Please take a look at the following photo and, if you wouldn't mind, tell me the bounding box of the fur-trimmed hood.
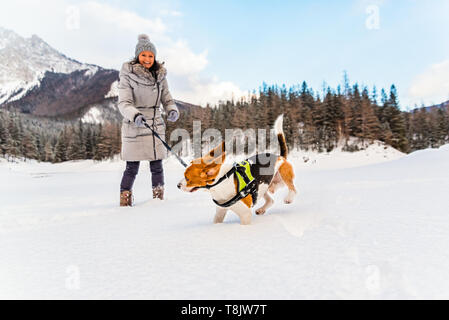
[120,61,167,85]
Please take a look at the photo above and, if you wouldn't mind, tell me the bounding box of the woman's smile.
[138,51,155,68]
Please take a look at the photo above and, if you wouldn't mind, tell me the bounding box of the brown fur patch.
[278,133,288,158]
[241,194,253,208]
[278,160,296,192]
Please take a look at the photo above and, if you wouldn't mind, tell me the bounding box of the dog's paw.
[284,191,296,204]
[256,208,266,215]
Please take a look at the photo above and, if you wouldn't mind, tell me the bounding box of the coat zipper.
[152,81,160,159]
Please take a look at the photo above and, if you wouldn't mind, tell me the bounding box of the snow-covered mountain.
[0,26,198,121]
[0,26,118,117]
[424,100,449,111]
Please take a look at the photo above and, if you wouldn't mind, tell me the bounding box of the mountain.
[0,26,199,121]
[0,26,119,118]
[424,100,449,112]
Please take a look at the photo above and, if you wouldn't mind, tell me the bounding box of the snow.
[1,144,449,299]
[81,106,103,124]
[2,76,43,104]
[292,140,405,170]
[84,66,98,78]
[0,81,22,104]
[105,80,119,99]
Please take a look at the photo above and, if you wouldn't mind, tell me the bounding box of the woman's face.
[138,51,155,69]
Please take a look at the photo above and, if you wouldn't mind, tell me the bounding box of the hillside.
[0,26,118,117]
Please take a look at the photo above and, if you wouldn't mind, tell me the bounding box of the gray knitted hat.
[135,34,157,58]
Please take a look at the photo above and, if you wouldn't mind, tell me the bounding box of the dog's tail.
[274,114,288,159]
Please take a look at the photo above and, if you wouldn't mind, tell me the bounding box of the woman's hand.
[167,110,179,122]
[134,113,146,127]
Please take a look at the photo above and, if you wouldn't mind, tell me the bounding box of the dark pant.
[120,160,164,192]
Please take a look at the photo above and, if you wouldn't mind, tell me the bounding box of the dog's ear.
[205,163,221,177]
[214,148,226,164]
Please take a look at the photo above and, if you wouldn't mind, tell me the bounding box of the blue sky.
[1,0,448,107]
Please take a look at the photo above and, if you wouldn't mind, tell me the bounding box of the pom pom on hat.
[138,34,150,42]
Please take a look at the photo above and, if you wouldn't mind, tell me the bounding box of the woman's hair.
[129,56,161,72]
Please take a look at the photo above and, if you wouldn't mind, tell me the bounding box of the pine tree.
[22,131,38,160]
[54,129,68,163]
[84,126,94,159]
[44,141,54,162]
[67,122,87,160]
[361,88,380,141]
[349,84,363,138]
[93,124,114,161]
[7,114,22,159]
[0,112,11,156]
[387,85,409,152]
[35,134,45,161]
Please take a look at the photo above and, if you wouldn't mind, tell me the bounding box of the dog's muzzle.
[177,178,198,192]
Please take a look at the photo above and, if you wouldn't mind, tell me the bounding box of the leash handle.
[142,120,188,168]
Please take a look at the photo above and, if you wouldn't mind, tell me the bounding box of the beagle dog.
[177,114,297,225]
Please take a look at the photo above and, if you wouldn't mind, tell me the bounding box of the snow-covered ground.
[1,143,449,299]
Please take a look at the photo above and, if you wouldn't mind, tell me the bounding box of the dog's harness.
[200,160,258,208]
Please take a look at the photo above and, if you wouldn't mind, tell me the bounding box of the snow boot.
[152,185,164,200]
[120,190,133,207]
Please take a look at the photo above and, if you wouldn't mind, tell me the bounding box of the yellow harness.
[234,160,255,192]
[199,159,258,207]
[207,159,258,208]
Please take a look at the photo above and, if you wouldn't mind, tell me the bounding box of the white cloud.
[79,1,244,106]
[0,0,243,106]
[172,75,248,106]
[82,1,166,35]
[161,40,208,76]
[160,9,183,17]
[408,60,449,106]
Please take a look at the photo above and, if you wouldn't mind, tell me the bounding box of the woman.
[118,34,179,206]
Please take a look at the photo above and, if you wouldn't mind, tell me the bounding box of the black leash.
[200,166,236,190]
[142,119,188,168]
[142,117,258,207]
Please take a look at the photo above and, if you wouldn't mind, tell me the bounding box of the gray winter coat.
[118,61,178,161]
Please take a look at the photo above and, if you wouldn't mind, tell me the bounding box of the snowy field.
[1,143,449,299]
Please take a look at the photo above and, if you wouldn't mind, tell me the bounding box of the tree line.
[0,112,121,162]
[168,78,449,154]
[1,77,449,162]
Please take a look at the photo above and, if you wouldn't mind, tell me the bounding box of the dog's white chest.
[208,164,236,203]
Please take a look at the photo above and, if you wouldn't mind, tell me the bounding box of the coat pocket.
[143,117,165,132]
[122,121,138,139]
